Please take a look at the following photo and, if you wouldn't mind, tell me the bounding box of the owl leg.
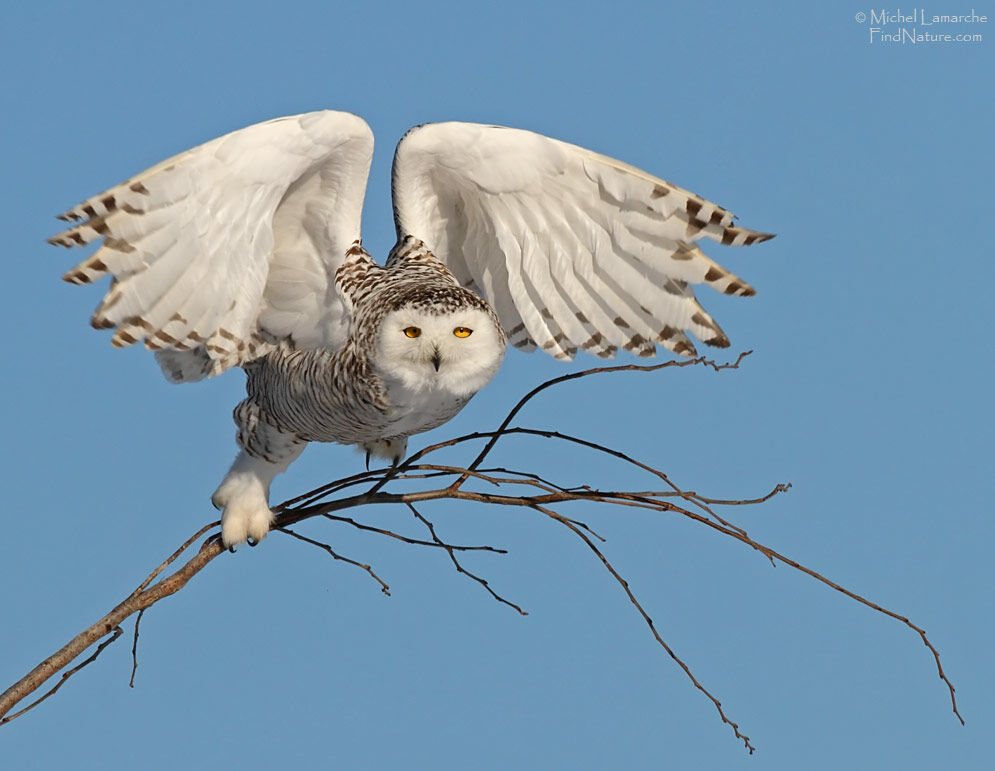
[213,403,306,548]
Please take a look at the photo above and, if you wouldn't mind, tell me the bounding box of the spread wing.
[391,122,773,359]
[50,110,374,381]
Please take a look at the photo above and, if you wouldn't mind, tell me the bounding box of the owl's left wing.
[49,110,373,381]
[391,122,773,359]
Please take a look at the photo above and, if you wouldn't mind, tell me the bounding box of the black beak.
[431,348,442,372]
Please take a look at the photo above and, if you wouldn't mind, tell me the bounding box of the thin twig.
[0,535,225,723]
[131,522,219,597]
[278,526,391,596]
[277,467,393,510]
[531,502,755,753]
[406,502,527,616]
[685,483,793,506]
[0,627,124,725]
[317,511,507,553]
[465,352,753,474]
[129,609,145,688]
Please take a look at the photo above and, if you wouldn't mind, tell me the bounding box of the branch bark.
[0,355,963,753]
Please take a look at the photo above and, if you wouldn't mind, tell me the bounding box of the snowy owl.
[49,110,774,547]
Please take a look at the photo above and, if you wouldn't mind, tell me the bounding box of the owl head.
[375,291,506,397]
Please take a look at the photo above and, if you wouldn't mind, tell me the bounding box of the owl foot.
[212,477,274,549]
[212,454,277,548]
[361,436,408,467]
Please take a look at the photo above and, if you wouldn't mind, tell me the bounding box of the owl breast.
[239,335,485,450]
[240,343,392,446]
[378,378,474,438]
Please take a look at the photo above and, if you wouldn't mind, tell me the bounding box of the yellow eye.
[453,327,473,338]
[403,326,421,338]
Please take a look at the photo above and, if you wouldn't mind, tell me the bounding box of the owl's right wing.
[49,110,373,381]
[391,122,773,360]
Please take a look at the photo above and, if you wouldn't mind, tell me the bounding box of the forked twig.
[532,502,755,753]
[1,627,124,725]
[406,502,527,615]
[279,526,392,595]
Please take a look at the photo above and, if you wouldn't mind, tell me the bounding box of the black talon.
[247,537,259,547]
[365,451,371,470]
[227,545,236,554]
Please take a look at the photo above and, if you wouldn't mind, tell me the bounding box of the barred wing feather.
[50,110,374,381]
[391,122,773,359]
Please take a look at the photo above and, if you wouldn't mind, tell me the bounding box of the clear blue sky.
[2,1,991,768]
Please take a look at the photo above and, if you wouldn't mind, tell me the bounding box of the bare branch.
[531,502,755,754]
[0,535,226,723]
[0,353,961,753]
[319,509,507,554]
[278,526,392,596]
[406,502,527,615]
[0,627,124,725]
[360,354,752,499]
[129,609,145,688]
[131,521,219,597]
[464,351,753,474]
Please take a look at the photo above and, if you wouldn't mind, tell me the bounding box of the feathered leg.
[212,401,306,547]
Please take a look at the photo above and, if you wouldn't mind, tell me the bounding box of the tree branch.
[0,354,963,752]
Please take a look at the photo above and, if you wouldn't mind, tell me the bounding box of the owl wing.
[50,110,374,381]
[390,122,773,359]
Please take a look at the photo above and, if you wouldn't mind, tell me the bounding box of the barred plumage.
[50,110,774,546]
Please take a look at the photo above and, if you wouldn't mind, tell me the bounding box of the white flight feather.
[392,122,771,357]
[53,110,374,378]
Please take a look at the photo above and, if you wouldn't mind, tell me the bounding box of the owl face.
[375,305,506,397]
